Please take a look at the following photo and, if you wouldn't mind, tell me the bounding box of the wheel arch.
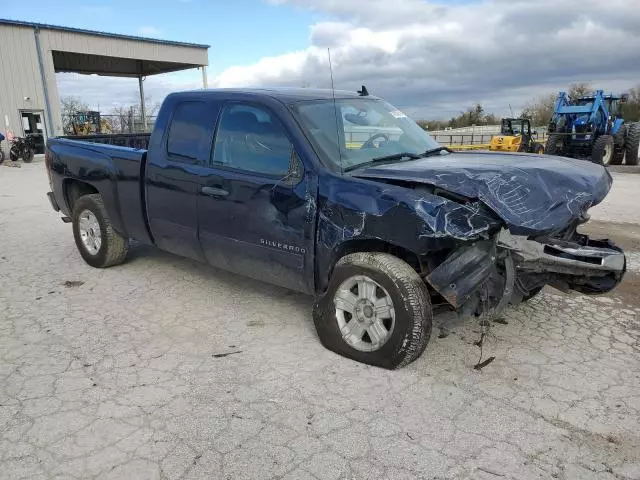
[317,237,424,294]
[63,178,99,212]
[63,178,128,238]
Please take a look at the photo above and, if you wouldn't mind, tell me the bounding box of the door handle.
[201,186,229,197]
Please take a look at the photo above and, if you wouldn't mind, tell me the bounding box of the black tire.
[531,142,544,154]
[591,135,614,165]
[625,122,640,166]
[313,252,432,369]
[9,146,19,162]
[22,147,34,163]
[0,149,5,165]
[71,194,128,268]
[544,134,563,156]
[611,127,626,165]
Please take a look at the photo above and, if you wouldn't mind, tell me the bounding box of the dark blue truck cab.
[46,88,625,369]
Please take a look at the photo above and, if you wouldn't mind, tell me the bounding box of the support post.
[138,75,146,132]
[33,27,55,137]
[201,66,208,89]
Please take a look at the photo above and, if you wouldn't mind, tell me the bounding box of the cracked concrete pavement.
[1,162,639,480]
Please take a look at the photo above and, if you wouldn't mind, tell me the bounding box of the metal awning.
[52,51,203,77]
[0,18,210,136]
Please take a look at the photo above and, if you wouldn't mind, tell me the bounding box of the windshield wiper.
[343,152,422,172]
[420,146,452,157]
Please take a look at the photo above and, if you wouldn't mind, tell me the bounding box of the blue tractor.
[545,90,640,165]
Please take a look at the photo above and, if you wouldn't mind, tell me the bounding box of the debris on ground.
[474,356,496,370]
[212,350,242,358]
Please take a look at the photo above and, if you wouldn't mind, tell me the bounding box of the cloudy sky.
[6,0,640,119]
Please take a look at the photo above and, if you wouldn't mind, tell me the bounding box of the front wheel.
[22,147,34,163]
[531,142,544,154]
[72,194,129,268]
[313,252,432,369]
[544,134,563,156]
[592,135,614,165]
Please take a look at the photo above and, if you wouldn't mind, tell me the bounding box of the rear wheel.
[22,147,34,163]
[611,127,626,165]
[313,252,432,369]
[592,135,614,165]
[9,145,19,162]
[0,149,4,165]
[545,134,563,156]
[625,122,640,166]
[71,194,128,268]
[531,142,544,154]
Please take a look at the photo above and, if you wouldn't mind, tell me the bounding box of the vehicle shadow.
[125,241,315,322]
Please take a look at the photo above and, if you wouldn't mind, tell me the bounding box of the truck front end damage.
[352,152,626,316]
[425,225,625,316]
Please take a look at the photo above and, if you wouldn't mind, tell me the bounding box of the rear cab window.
[166,101,209,163]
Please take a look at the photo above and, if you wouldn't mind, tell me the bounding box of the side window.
[167,101,208,162]
[212,103,294,177]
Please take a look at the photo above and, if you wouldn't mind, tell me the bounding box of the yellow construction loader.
[69,111,112,136]
[489,118,544,154]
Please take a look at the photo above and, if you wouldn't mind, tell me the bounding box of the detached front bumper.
[425,228,626,314]
[497,229,625,295]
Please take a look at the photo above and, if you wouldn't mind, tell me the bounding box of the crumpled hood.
[353,151,612,235]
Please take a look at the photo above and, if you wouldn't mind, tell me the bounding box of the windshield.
[503,120,522,135]
[293,98,442,170]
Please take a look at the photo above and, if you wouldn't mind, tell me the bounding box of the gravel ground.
[1,162,639,480]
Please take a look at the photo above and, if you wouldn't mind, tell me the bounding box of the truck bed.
[61,133,150,150]
[46,136,152,244]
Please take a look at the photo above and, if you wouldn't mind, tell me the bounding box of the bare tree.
[106,93,160,133]
[521,93,557,127]
[60,96,91,134]
[60,96,89,118]
[567,82,593,100]
[622,84,640,121]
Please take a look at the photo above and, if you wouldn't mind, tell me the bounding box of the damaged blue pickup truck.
[45,88,626,369]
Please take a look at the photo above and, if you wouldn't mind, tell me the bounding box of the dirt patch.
[579,220,640,307]
[580,220,640,251]
[607,270,640,307]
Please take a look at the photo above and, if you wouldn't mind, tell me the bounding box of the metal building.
[0,19,209,156]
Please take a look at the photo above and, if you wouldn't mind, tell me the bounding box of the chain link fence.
[431,131,548,147]
[62,114,157,136]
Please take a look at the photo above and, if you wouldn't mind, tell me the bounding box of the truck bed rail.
[61,133,150,150]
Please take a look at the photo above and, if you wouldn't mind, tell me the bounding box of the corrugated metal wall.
[0,24,47,156]
[38,29,208,136]
[0,22,209,150]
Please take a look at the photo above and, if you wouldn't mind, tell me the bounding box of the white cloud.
[52,0,640,120]
[56,72,202,114]
[137,25,161,37]
[215,0,640,118]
